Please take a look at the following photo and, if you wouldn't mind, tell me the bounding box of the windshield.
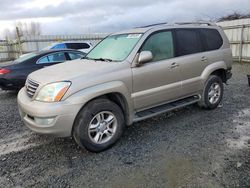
[86,33,142,62]
[15,53,37,63]
[41,43,57,51]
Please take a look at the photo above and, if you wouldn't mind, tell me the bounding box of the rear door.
[174,28,207,96]
[199,28,224,66]
[132,30,182,110]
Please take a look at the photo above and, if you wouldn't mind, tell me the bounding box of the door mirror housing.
[137,51,153,65]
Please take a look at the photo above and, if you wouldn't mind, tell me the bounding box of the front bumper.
[17,88,83,137]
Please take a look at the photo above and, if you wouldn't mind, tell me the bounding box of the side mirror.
[137,51,153,65]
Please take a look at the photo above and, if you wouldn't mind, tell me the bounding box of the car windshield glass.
[14,53,37,63]
[86,33,142,62]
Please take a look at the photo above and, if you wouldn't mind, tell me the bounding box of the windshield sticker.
[127,34,142,38]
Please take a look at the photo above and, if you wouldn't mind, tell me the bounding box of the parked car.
[18,22,232,152]
[0,49,85,90]
[42,42,93,53]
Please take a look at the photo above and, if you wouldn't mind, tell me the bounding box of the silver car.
[18,22,233,152]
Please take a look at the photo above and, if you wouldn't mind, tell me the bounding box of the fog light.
[34,117,55,125]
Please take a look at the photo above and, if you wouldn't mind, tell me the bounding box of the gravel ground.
[0,63,250,188]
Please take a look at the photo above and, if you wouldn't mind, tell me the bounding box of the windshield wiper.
[81,56,92,60]
[91,58,114,62]
[81,57,114,62]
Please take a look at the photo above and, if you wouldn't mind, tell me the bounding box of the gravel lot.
[0,63,250,188]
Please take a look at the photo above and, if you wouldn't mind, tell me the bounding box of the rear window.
[15,53,37,63]
[200,29,223,51]
[175,29,203,56]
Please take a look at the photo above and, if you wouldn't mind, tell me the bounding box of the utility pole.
[16,26,22,56]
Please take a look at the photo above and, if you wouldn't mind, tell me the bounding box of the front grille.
[26,79,39,98]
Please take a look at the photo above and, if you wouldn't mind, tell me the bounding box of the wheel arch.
[68,81,134,134]
[210,69,227,83]
[201,61,227,83]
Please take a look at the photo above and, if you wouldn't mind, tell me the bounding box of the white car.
[42,42,93,53]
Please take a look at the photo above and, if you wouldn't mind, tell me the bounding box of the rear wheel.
[198,75,224,109]
[73,98,125,152]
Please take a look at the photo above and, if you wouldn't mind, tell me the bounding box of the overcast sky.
[0,0,250,37]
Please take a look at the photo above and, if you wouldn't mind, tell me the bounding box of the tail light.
[0,68,10,75]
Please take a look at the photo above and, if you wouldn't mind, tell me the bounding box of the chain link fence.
[0,34,108,62]
[1,19,250,62]
[218,18,250,62]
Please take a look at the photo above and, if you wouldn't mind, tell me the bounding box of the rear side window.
[78,43,90,49]
[200,29,223,51]
[48,52,66,62]
[66,43,90,49]
[68,52,85,60]
[175,29,202,56]
[140,31,174,62]
[37,56,50,64]
[37,52,66,64]
[66,43,79,49]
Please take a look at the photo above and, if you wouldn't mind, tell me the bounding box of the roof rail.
[174,21,217,26]
[136,22,168,28]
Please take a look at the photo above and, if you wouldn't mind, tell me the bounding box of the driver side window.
[140,31,174,62]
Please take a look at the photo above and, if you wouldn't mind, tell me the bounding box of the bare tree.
[3,28,15,40]
[5,21,42,39]
[30,22,41,35]
[18,21,41,36]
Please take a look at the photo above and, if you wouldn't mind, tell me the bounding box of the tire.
[198,75,224,109]
[73,98,125,152]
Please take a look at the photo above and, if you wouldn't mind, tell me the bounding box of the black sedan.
[0,49,85,90]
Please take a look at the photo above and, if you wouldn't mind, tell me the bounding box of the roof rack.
[174,21,216,26]
[136,22,168,28]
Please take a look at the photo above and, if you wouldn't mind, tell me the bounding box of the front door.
[132,30,182,111]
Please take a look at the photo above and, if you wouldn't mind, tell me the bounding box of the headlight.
[35,82,71,102]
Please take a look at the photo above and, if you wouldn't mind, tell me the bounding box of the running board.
[133,95,200,122]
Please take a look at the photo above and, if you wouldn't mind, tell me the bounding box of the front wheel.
[198,75,224,109]
[73,98,125,152]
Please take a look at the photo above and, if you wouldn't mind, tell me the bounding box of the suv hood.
[28,59,127,85]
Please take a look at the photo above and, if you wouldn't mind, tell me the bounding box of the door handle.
[201,56,207,61]
[170,62,179,68]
